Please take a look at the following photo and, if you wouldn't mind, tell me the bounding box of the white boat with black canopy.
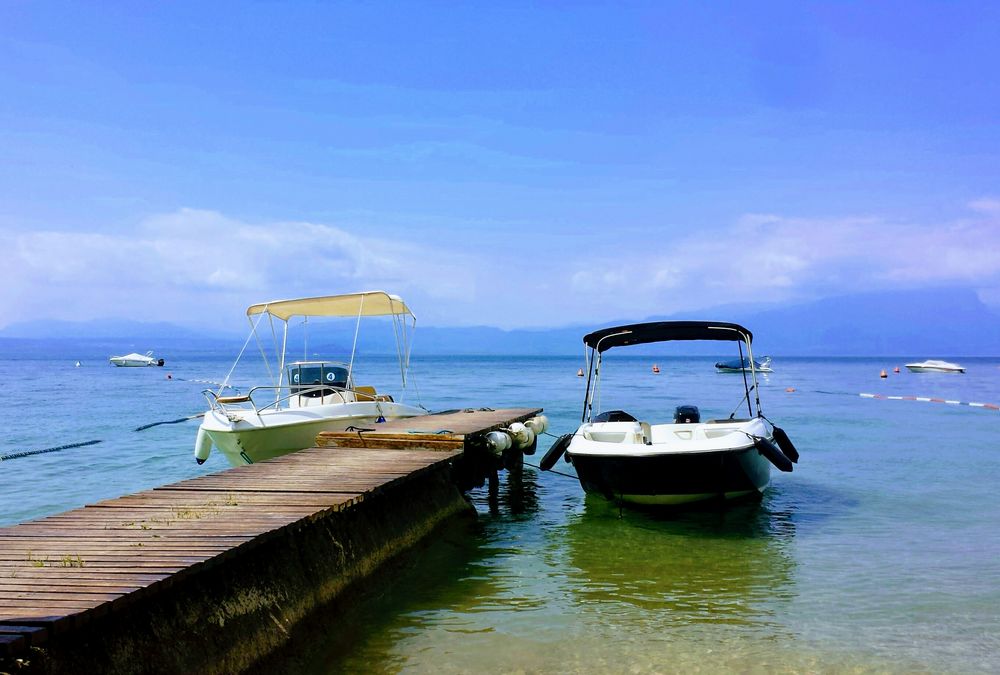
[194,291,427,466]
[540,320,799,507]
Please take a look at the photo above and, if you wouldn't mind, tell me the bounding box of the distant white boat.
[109,351,164,367]
[715,355,773,373]
[905,359,965,373]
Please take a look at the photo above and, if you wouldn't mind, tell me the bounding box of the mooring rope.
[1,439,102,462]
[522,458,578,480]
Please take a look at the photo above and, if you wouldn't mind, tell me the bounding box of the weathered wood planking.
[0,445,462,654]
[0,407,543,660]
[316,407,542,449]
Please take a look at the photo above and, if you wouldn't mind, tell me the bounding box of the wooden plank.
[315,408,540,448]
[317,436,464,450]
[0,591,125,602]
[317,408,541,436]
[0,582,152,593]
[0,576,167,588]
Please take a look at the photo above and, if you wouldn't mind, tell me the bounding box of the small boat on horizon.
[109,351,164,367]
[540,321,798,507]
[194,291,428,467]
[905,359,965,373]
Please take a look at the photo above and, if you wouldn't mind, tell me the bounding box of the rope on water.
[860,393,1000,411]
[178,378,236,390]
[134,413,205,432]
[1,439,102,462]
[805,389,999,413]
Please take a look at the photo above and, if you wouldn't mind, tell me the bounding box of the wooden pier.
[0,407,541,674]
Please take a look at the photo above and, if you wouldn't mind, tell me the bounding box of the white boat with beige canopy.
[194,291,427,466]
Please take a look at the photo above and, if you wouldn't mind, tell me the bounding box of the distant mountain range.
[2,287,998,356]
[0,318,207,340]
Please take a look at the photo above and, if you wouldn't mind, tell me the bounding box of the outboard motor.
[156,358,165,367]
[674,405,700,424]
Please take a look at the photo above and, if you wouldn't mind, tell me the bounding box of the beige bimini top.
[245,291,413,321]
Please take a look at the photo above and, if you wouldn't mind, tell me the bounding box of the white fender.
[525,415,549,435]
[194,427,213,465]
[484,430,511,456]
[507,422,535,450]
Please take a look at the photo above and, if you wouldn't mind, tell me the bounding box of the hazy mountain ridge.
[2,288,998,356]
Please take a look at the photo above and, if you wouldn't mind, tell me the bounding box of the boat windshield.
[288,363,350,398]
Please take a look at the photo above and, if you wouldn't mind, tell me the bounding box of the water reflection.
[557,492,798,630]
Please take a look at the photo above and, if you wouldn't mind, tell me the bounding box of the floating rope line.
[1,439,102,462]
[860,393,1000,411]
[166,377,237,390]
[134,413,205,432]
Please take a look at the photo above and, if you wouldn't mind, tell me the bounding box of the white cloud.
[2,209,477,330]
[560,205,1000,320]
[4,201,999,332]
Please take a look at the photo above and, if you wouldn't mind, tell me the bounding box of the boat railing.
[202,383,389,416]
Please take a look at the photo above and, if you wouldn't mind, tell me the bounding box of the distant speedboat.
[109,351,164,367]
[715,356,772,373]
[905,359,965,373]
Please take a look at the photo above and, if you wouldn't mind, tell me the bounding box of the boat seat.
[355,386,377,401]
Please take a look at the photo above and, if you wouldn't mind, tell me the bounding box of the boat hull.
[201,402,426,466]
[109,358,156,367]
[568,446,771,506]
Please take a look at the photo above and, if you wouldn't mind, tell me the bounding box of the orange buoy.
[893,366,900,373]
[785,387,796,392]
[576,368,584,377]
[652,364,660,374]
[880,369,888,378]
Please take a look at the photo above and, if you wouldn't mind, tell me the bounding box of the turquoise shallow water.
[1,342,999,672]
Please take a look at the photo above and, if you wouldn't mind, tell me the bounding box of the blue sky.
[2,2,999,331]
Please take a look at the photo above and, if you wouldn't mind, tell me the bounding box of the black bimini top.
[583,321,753,352]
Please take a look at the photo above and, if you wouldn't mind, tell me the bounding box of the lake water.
[2,342,998,673]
